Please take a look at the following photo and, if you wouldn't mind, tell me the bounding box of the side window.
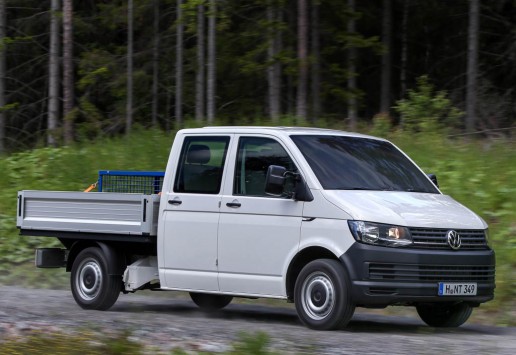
[234,137,297,197]
[174,136,230,194]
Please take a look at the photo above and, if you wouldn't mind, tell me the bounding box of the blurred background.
[0,0,514,329]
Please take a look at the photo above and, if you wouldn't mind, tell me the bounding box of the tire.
[189,292,233,311]
[294,259,355,330]
[416,303,473,327]
[70,247,122,310]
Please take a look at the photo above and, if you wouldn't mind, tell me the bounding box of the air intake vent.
[369,263,495,283]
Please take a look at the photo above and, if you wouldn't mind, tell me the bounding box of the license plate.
[438,282,477,296]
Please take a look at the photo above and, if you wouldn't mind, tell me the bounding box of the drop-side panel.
[17,191,159,236]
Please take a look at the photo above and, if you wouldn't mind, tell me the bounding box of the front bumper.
[340,242,496,307]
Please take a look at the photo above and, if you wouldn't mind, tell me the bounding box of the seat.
[182,144,221,194]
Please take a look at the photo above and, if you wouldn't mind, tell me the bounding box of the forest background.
[0,0,514,325]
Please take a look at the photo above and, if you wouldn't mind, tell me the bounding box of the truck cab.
[17,127,495,330]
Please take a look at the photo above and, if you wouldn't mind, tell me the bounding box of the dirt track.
[1,286,515,354]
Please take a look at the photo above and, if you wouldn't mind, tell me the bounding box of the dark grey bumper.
[340,242,496,307]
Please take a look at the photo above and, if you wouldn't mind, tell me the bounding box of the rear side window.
[174,136,230,194]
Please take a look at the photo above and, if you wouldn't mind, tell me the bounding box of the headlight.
[348,221,412,247]
[484,228,490,247]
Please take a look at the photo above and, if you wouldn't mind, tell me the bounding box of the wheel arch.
[66,241,126,276]
[285,246,339,301]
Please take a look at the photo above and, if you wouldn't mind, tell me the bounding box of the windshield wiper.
[406,188,431,193]
[345,186,395,191]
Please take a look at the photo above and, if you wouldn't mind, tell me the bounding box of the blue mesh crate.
[98,171,165,194]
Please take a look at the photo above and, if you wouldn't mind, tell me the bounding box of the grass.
[0,330,275,355]
[0,124,514,325]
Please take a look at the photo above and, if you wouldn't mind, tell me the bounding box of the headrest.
[186,144,211,164]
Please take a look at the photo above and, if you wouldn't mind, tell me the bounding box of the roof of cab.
[178,126,384,141]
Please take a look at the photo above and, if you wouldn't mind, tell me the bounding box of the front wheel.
[70,247,122,310]
[189,293,233,311]
[294,259,355,330]
[416,303,473,327]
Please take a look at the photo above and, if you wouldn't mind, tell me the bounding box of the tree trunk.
[175,0,184,128]
[48,0,60,146]
[400,0,408,99]
[63,0,74,144]
[286,1,295,116]
[347,0,357,130]
[466,0,480,133]
[151,0,160,128]
[296,0,308,120]
[0,0,6,153]
[267,3,281,122]
[195,4,205,123]
[273,7,282,119]
[126,0,134,134]
[399,0,408,127]
[206,0,216,124]
[310,0,320,122]
[380,0,392,115]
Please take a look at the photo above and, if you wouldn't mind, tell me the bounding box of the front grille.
[369,263,495,283]
[409,228,488,250]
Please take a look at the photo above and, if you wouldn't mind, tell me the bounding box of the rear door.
[218,135,304,297]
[161,135,231,291]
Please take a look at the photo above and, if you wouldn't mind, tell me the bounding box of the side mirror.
[265,165,314,202]
[265,165,286,196]
[427,173,439,188]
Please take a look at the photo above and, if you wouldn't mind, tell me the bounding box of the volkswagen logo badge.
[447,230,461,250]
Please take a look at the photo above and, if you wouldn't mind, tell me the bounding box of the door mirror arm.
[293,177,314,202]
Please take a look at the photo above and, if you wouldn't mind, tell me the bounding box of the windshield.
[290,135,439,193]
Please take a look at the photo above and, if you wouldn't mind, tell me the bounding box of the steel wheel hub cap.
[302,272,335,320]
[76,259,102,301]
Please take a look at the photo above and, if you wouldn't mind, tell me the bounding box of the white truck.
[17,127,495,330]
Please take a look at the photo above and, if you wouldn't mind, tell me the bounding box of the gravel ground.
[1,286,515,354]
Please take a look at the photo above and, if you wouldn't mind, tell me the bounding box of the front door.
[161,135,231,291]
[218,136,304,297]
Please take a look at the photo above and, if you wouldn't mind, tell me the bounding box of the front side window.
[174,136,230,194]
[291,135,439,193]
[234,137,297,197]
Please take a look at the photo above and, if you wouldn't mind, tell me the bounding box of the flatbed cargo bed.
[17,191,160,239]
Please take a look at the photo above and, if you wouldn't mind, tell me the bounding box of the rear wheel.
[70,247,122,310]
[416,303,473,327]
[294,259,355,330]
[189,293,233,311]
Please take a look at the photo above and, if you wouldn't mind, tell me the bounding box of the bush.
[394,76,463,134]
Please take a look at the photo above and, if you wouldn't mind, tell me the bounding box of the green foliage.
[370,113,392,137]
[228,332,276,355]
[394,76,463,134]
[0,331,144,355]
[1,331,275,354]
[0,35,33,50]
[0,102,20,112]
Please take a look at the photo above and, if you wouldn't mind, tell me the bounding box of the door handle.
[168,199,182,205]
[226,201,241,208]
